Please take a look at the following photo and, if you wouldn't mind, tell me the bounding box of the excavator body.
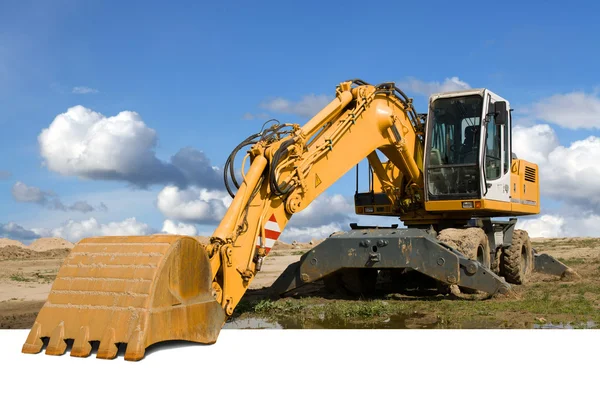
[22,79,576,361]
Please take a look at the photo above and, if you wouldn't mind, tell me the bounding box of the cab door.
[481,94,511,204]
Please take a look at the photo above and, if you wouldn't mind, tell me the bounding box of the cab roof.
[428,88,509,104]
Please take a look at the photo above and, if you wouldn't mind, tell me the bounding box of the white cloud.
[532,90,600,130]
[157,185,232,224]
[517,212,600,238]
[279,222,343,244]
[259,94,332,118]
[516,215,565,238]
[72,86,99,94]
[11,181,52,203]
[11,181,102,213]
[513,124,600,211]
[161,220,198,236]
[0,222,41,240]
[38,106,221,188]
[288,194,354,228]
[242,112,270,120]
[511,124,560,164]
[36,217,154,243]
[397,76,471,97]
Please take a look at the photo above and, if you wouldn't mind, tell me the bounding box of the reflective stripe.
[265,220,280,232]
[255,214,282,255]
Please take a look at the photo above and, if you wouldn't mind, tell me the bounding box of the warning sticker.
[255,214,282,255]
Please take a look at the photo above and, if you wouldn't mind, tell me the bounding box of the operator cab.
[424,88,511,204]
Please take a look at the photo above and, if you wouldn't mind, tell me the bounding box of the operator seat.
[460,126,480,164]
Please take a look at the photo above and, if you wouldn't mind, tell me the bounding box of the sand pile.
[0,239,27,249]
[272,241,294,250]
[28,238,74,252]
[0,245,70,261]
[195,236,210,245]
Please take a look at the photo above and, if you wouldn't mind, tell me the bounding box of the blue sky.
[1,0,600,242]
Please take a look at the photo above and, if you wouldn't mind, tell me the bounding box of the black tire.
[500,229,533,285]
[492,247,502,275]
[437,227,491,268]
[323,271,343,293]
[340,269,378,296]
[322,269,378,296]
[437,227,491,294]
[458,228,491,269]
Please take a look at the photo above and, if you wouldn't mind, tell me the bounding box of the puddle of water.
[223,317,283,329]
[225,315,598,330]
[533,321,597,329]
[225,313,438,330]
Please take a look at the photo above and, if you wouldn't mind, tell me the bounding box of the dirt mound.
[0,245,70,261]
[28,238,74,252]
[0,239,27,249]
[437,228,485,254]
[272,241,294,250]
[194,236,210,245]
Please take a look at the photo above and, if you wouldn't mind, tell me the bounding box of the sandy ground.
[0,235,598,329]
[0,238,307,328]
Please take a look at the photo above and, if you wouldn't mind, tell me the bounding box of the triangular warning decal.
[315,174,322,188]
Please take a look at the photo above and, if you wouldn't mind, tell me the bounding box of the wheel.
[437,227,491,294]
[500,229,533,285]
[322,268,378,296]
[492,247,502,275]
[322,269,378,296]
[437,227,491,268]
[340,269,378,296]
[323,271,343,293]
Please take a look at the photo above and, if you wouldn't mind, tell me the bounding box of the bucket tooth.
[71,326,92,358]
[97,328,118,360]
[124,329,145,362]
[22,322,43,354]
[45,322,67,356]
[22,235,226,361]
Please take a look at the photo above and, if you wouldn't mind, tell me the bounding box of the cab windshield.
[426,95,483,200]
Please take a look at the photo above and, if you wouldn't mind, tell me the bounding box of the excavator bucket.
[21,235,226,361]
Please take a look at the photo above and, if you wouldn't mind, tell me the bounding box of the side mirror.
[494,101,508,125]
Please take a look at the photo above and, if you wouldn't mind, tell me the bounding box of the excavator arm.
[206,80,427,315]
[22,80,431,361]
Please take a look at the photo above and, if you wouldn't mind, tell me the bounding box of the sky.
[1,0,600,243]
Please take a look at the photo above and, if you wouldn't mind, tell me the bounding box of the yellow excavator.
[22,79,574,361]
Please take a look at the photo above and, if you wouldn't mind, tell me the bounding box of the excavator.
[21,79,576,361]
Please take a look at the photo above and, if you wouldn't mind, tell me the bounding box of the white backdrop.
[1,329,597,399]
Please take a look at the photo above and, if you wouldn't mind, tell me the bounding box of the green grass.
[233,280,600,328]
[33,270,57,283]
[10,273,32,282]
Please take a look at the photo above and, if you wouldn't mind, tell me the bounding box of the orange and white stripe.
[255,214,281,255]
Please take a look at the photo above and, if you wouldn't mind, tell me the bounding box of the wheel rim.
[477,244,486,267]
[521,246,528,275]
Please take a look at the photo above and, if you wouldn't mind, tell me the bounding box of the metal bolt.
[437,257,445,266]
[310,258,317,265]
[301,273,309,282]
[447,275,457,284]
[466,262,477,274]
